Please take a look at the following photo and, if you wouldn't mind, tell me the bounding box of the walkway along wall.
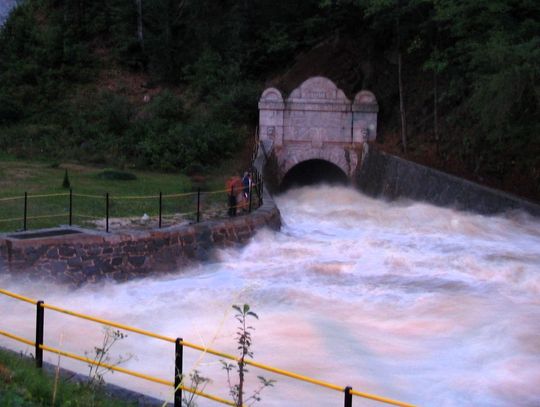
[356,144,540,217]
[0,158,281,285]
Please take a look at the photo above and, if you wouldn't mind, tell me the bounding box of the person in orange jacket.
[226,176,243,217]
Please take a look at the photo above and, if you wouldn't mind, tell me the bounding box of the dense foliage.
[0,0,538,197]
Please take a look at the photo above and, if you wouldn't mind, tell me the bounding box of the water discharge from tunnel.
[1,185,540,406]
[280,159,349,191]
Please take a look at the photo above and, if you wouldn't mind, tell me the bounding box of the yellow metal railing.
[0,328,236,406]
[0,288,415,407]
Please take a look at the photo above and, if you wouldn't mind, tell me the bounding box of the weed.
[182,370,211,407]
[221,304,275,406]
[85,327,134,387]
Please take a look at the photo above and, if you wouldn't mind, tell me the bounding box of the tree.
[433,0,540,178]
[221,304,275,407]
[359,0,428,153]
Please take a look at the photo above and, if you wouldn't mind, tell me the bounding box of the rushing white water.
[1,185,540,406]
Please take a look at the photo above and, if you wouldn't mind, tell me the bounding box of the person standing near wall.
[242,172,254,212]
[226,176,244,216]
[226,176,238,217]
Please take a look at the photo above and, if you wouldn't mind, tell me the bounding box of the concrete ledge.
[356,145,540,217]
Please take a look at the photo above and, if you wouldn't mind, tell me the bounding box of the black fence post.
[105,193,109,233]
[159,192,162,229]
[174,338,183,407]
[344,386,353,407]
[69,188,73,226]
[23,192,28,231]
[35,301,44,368]
[228,186,236,217]
[196,188,201,223]
[248,182,253,213]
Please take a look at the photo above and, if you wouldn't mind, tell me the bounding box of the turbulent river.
[1,186,540,406]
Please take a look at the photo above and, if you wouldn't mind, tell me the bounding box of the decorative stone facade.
[258,77,378,183]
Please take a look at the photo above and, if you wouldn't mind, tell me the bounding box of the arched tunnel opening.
[280,159,349,192]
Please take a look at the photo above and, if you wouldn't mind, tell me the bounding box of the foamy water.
[1,186,540,406]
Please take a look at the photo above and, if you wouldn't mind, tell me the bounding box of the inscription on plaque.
[308,91,327,99]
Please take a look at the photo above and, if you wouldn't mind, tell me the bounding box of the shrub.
[95,169,137,181]
[62,169,71,189]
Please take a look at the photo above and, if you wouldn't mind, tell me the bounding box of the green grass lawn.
[0,156,245,233]
[0,348,135,407]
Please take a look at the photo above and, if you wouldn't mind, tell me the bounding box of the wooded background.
[0,0,538,200]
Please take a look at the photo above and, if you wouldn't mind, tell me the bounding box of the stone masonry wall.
[356,145,540,217]
[0,199,280,286]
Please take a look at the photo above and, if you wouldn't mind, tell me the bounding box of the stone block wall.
[0,200,281,286]
[356,145,540,217]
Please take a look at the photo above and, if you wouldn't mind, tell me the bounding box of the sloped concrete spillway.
[1,185,539,406]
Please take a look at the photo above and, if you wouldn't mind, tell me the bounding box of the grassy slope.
[0,348,134,407]
[0,154,247,232]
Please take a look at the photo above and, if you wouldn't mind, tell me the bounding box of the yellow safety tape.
[72,193,103,199]
[25,214,66,220]
[27,193,70,199]
[162,192,197,198]
[0,217,24,223]
[0,329,35,346]
[0,185,261,203]
[204,184,260,196]
[112,195,160,200]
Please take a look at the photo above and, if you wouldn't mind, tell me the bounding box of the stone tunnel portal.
[258,76,379,190]
[280,159,349,191]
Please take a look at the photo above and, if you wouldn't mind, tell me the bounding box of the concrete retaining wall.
[356,145,540,217]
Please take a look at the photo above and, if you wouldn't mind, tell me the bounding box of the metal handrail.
[0,289,416,407]
[0,329,236,406]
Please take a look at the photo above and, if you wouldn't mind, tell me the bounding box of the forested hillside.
[0,0,538,200]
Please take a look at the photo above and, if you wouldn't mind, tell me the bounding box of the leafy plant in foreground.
[221,304,275,406]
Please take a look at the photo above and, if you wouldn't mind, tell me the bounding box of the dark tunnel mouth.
[280,159,349,192]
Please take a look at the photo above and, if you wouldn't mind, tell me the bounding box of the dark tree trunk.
[135,0,143,50]
[397,9,407,153]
